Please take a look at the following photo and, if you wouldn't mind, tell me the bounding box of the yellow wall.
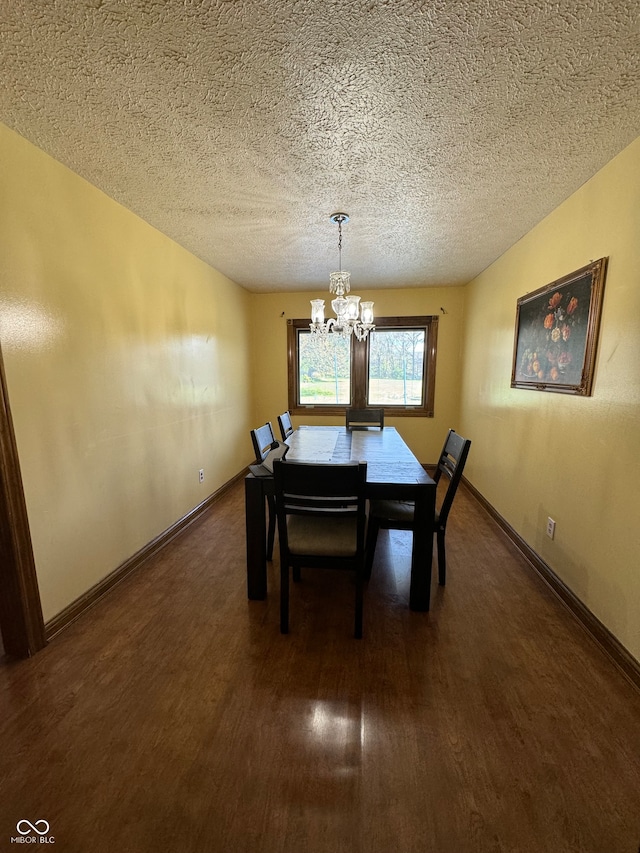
[0,123,253,622]
[249,287,466,463]
[460,135,640,661]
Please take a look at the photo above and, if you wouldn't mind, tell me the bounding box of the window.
[297,327,351,406]
[287,315,438,417]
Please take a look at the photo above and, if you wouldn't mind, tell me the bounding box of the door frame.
[0,342,46,658]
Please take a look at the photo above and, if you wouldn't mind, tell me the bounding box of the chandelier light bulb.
[310,299,325,325]
[360,301,374,325]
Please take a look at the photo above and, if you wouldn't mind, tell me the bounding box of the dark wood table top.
[285,426,433,488]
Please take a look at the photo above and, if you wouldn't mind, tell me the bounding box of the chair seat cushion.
[370,500,441,528]
[287,515,357,556]
[370,499,416,522]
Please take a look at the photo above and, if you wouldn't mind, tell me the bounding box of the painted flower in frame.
[520,287,582,383]
[549,292,563,309]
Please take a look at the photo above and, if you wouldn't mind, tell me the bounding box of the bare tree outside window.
[368,329,425,406]
[298,332,351,405]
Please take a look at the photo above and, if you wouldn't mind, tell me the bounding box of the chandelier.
[309,213,375,341]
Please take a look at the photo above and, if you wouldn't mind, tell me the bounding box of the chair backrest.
[433,429,471,527]
[274,459,368,637]
[277,411,294,441]
[346,407,384,430]
[250,422,276,463]
[273,460,368,551]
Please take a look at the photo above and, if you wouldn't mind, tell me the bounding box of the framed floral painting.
[511,258,608,395]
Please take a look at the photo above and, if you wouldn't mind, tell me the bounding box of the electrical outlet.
[199,469,204,483]
[546,517,556,539]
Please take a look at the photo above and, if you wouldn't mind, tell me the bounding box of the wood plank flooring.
[1,480,639,853]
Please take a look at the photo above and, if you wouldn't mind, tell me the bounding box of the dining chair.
[277,410,294,441]
[273,460,368,638]
[345,407,384,430]
[250,422,277,560]
[364,429,471,585]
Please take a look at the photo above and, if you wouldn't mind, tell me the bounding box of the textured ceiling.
[1,0,639,292]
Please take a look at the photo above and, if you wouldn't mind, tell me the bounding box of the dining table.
[244,425,437,611]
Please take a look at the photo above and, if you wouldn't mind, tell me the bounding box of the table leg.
[245,476,267,600]
[409,483,436,611]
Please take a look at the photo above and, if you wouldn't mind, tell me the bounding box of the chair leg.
[364,518,380,580]
[266,496,276,561]
[280,562,289,634]
[437,528,446,585]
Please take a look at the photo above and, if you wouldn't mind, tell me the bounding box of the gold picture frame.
[511,258,608,396]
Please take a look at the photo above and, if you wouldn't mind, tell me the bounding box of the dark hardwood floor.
[1,479,639,853]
